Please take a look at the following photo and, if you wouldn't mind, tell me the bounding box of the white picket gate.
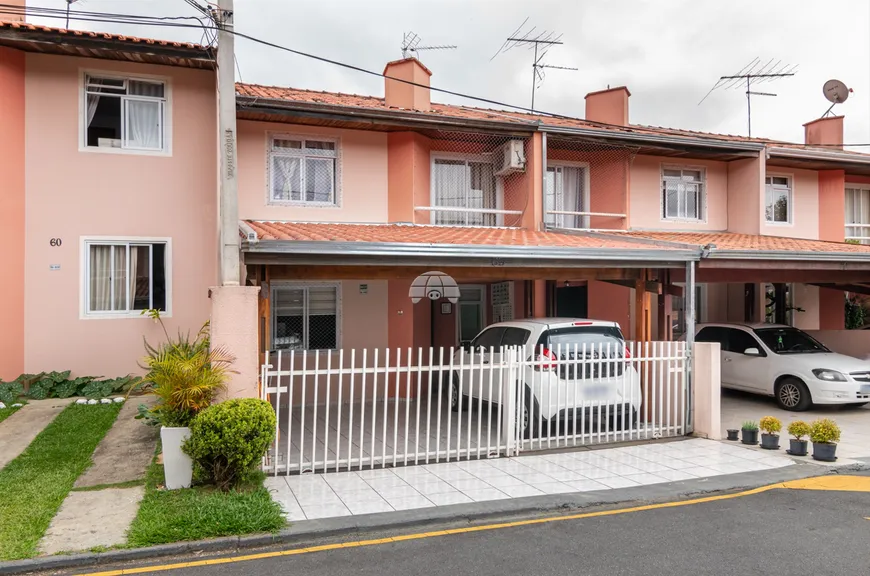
[261,342,689,475]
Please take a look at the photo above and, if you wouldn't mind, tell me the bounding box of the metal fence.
[412,130,532,228]
[261,342,689,475]
[544,137,639,231]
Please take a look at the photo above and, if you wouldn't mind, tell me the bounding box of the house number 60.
[49,238,62,247]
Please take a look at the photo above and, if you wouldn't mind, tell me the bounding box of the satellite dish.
[823,79,850,104]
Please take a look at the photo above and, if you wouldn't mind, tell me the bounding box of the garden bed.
[0,403,122,560]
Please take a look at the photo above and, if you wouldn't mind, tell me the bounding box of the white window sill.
[764,221,793,227]
[79,145,172,158]
[81,311,172,320]
[661,218,706,224]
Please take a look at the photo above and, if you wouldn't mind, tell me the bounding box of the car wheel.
[447,373,463,412]
[519,386,544,440]
[775,378,812,411]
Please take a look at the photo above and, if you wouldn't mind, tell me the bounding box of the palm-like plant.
[135,313,235,427]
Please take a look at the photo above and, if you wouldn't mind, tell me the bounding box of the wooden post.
[634,269,650,342]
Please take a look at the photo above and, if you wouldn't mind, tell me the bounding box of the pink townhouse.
[229,56,870,386]
[3,14,870,393]
[0,18,219,381]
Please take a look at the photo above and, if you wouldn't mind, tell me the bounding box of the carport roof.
[613,231,870,262]
[240,221,699,266]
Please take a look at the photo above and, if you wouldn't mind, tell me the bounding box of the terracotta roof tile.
[244,221,667,251]
[235,83,870,156]
[619,231,870,254]
[0,20,208,50]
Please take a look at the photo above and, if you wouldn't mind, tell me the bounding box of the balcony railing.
[845,223,870,244]
[544,210,627,231]
[415,206,523,228]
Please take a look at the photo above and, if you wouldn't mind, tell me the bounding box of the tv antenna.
[400,32,457,59]
[491,18,577,111]
[65,0,82,28]
[821,79,852,117]
[698,58,797,137]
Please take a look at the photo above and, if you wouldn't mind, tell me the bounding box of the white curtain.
[273,156,301,201]
[89,245,112,312]
[433,160,466,225]
[125,99,161,149]
[562,167,582,228]
[129,247,140,310]
[86,79,101,127]
[112,246,127,311]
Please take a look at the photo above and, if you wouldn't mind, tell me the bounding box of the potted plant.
[726,428,739,441]
[786,420,811,456]
[759,416,782,450]
[740,420,759,445]
[809,418,841,462]
[134,312,234,489]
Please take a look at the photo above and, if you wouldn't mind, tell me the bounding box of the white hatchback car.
[695,323,870,411]
[448,318,642,437]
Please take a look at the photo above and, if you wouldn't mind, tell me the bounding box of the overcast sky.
[29,0,870,146]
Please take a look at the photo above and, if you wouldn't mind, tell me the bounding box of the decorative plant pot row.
[727,416,841,462]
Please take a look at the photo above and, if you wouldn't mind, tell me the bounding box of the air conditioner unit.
[494,139,526,176]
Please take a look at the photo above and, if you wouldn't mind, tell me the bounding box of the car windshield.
[753,327,830,355]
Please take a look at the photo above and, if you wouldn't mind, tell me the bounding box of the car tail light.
[624,345,632,359]
[572,321,592,326]
[534,347,557,371]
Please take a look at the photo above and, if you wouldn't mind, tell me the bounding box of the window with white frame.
[84,74,167,152]
[662,167,705,221]
[84,240,168,316]
[271,284,340,351]
[846,186,870,243]
[431,157,498,226]
[765,175,792,223]
[544,164,589,229]
[269,135,339,205]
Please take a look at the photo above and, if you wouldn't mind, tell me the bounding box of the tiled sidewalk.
[264,438,793,521]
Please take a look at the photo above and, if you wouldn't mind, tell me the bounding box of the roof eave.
[767,146,870,166]
[707,249,870,262]
[542,124,767,152]
[242,238,700,265]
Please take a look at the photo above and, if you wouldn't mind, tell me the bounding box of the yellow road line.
[77,475,870,576]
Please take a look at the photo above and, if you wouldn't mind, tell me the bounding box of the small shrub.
[134,314,234,428]
[741,420,759,431]
[787,420,811,440]
[183,399,276,491]
[0,381,24,405]
[809,418,841,444]
[759,416,782,435]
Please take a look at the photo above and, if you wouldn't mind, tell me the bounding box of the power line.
[5,4,870,150]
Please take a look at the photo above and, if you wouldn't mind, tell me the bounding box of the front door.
[457,286,486,347]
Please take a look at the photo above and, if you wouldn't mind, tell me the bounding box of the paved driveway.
[720,389,870,460]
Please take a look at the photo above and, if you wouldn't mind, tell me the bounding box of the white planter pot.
[160,426,192,490]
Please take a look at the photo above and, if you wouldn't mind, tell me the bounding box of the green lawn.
[0,405,22,425]
[126,452,285,547]
[0,403,122,560]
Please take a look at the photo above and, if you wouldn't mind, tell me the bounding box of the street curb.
[0,461,855,575]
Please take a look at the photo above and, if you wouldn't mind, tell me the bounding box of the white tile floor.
[264,438,793,522]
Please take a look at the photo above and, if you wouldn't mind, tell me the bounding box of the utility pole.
[216,0,239,286]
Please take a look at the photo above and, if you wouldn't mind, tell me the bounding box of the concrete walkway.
[0,398,73,470]
[75,397,158,488]
[265,438,793,521]
[40,487,145,555]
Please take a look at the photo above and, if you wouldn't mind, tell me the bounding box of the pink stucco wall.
[761,166,819,239]
[0,47,26,380]
[629,155,728,230]
[726,156,763,235]
[237,120,388,223]
[23,54,217,377]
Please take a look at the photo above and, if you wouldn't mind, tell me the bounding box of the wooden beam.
[673,268,870,284]
[266,265,643,282]
[810,283,870,296]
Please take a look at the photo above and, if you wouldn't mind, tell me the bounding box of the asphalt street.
[68,477,870,576]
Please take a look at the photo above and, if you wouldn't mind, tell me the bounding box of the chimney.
[585,86,630,126]
[383,57,432,112]
[804,116,843,149]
